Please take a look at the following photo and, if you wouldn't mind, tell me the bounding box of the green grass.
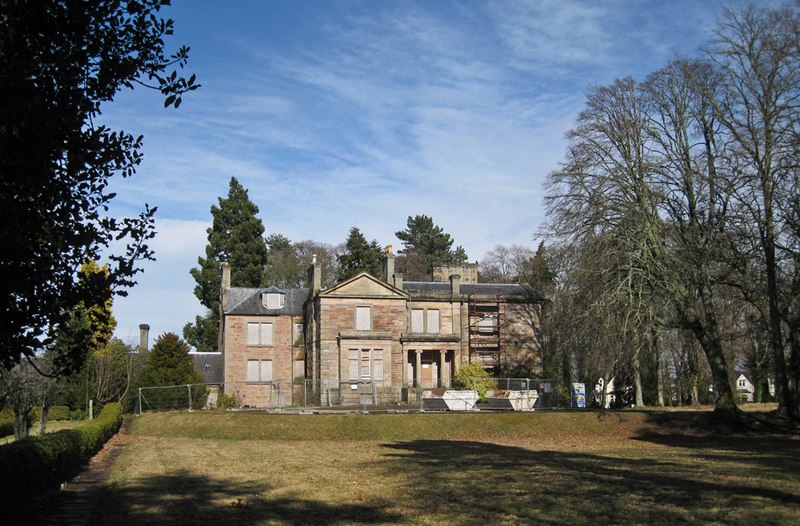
[91,410,800,525]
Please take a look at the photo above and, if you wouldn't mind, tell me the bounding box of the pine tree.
[395,215,468,280]
[337,227,384,281]
[184,177,268,351]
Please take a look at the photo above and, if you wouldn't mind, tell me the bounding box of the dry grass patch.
[90,410,800,525]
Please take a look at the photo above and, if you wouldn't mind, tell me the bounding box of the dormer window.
[261,287,285,309]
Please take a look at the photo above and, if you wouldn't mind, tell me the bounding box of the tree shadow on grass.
[379,439,800,525]
[89,470,400,526]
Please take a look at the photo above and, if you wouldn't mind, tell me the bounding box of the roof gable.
[320,272,407,298]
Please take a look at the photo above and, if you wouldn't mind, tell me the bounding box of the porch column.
[415,350,422,388]
[439,350,446,388]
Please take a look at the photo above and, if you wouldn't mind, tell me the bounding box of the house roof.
[191,352,224,385]
[224,287,308,316]
[403,281,540,300]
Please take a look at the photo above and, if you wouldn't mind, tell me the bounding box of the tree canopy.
[395,215,468,280]
[0,0,198,370]
[337,227,383,281]
[185,176,268,352]
[542,3,800,417]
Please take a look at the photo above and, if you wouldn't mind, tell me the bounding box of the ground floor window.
[348,349,383,381]
[247,359,273,382]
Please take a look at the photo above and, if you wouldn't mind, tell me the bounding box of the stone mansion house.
[218,248,542,407]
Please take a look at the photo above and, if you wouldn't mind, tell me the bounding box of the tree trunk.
[655,331,665,406]
[38,400,50,435]
[13,410,31,441]
[633,354,644,407]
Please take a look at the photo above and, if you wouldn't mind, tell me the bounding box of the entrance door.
[420,351,439,388]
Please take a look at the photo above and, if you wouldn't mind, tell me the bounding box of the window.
[204,364,212,371]
[427,310,440,334]
[739,379,746,388]
[246,322,273,346]
[293,322,304,346]
[373,351,384,381]
[246,359,272,382]
[411,309,424,333]
[356,306,371,331]
[478,316,497,333]
[360,350,371,380]
[262,291,285,309]
[348,348,383,381]
[348,350,359,380]
[411,309,440,333]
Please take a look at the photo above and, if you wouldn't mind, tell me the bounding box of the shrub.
[49,405,71,421]
[216,393,237,410]
[454,363,495,401]
[0,402,122,511]
[0,409,13,438]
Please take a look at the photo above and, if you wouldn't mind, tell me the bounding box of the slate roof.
[191,352,224,385]
[403,281,540,300]
[224,287,308,316]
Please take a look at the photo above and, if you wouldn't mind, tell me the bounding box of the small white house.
[735,373,755,402]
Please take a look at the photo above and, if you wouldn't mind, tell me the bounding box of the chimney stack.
[221,261,231,289]
[382,245,395,283]
[138,324,150,351]
[449,274,461,296]
[394,272,404,291]
[308,255,321,294]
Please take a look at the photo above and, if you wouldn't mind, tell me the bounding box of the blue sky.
[101,0,764,347]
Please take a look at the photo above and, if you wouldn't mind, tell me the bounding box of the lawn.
[90,409,800,525]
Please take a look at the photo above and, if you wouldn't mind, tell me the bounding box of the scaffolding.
[467,294,505,370]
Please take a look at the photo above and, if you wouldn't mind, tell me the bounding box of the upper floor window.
[247,322,273,346]
[262,291,285,309]
[411,308,440,333]
[427,310,440,333]
[293,322,304,346]
[356,306,371,331]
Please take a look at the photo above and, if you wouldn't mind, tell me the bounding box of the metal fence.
[137,378,562,413]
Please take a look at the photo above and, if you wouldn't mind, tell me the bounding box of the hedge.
[0,402,122,511]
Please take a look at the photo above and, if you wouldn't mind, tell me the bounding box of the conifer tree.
[395,215,468,280]
[337,227,384,281]
[184,177,268,351]
[135,332,205,409]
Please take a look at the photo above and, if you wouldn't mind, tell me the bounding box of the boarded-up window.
[427,310,440,334]
[411,309,424,333]
[349,350,359,380]
[262,292,285,309]
[356,306,371,331]
[247,322,273,345]
[360,349,371,380]
[247,359,272,382]
[478,316,496,333]
[293,322,304,346]
[373,351,384,381]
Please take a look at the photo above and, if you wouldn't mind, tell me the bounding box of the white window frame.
[246,321,273,346]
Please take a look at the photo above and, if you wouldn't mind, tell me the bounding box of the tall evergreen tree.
[337,227,384,281]
[184,177,268,351]
[395,215,468,280]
